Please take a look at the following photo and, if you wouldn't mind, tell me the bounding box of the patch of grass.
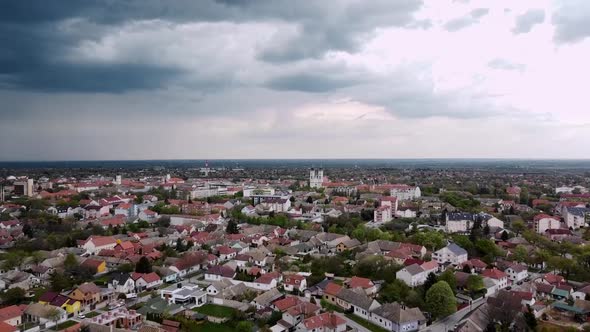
[193,304,236,318]
[53,320,78,331]
[85,311,100,318]
[191,322,234,332]
[345,313,389,332]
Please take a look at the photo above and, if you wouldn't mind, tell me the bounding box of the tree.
[501,230,509,241]
[466,275,484,295]
[523,305,537,331]
[50,271,72,292]
[426,281,457,319]
[306,196,314,204]
[0,287,26,305]
[438,269,457,294]
[512,245,528,263]
[47,307,62,327]
[23,223,34,238]
[135,256,152,273]
[175,238,186,252]
[64,253,78,269]
[226,219,239,234]
[117,263,134,273]
[423,272,438,294]
[512,220,526,236]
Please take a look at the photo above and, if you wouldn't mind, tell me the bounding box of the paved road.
[333,312,371,332]
[421,299,485,332]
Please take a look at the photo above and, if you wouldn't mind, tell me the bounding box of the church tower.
[309,167,324,188]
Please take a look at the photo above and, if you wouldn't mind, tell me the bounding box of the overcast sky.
[1,0,590,161]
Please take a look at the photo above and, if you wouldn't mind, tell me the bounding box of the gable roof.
[371,302,426,324]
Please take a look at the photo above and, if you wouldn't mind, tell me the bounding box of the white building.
[374,205,393,223]
[159,283,207,307]
[309,168,324,189]
[369,302,426,332]
[505,264,528,282]
[563,207,589,229]
[533,214,561,234]
[432,243,468,266]
[390,185,421,201]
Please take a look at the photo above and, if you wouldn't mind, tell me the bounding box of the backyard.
[192,304,236,318]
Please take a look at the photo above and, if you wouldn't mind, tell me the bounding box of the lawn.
[192,322,234,332]
[345,313,389,332]
[193,304,236,318]
[53,320,78,331]
[84,311,100,318]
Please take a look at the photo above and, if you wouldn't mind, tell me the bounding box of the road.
[421,298,485,332]
[333,312,371,332]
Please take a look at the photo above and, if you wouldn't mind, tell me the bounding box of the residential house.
[132,272,162,292]
[505,263,528,282]
[432,243,468,266]
[204,265,236,282]
[68,282,102,309]
[23,303,67,327]
[159,283,207,307]
[296,313,346,332]
[81,258,107,275]
[481,268,508,293]
[346,276,378,296]
[79,236,117,255]
[369,302,426,332]
[283,274,307,293]
[108,273,135,294]
[0,305,24,327]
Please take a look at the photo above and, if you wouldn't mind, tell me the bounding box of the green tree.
[438,269,457,294]
[512,245,528,263]
[466,274,484,295]
[423,272,438,295]
[64,253,78,269]
[426,281,457,319]
[226,219,239,234]
[512,220,526,236]
[0,287,26,305]
[135,256,153,273]
[523,305,537,331]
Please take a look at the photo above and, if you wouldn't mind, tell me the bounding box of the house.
[252,271,282,291]
[252,288,283,310]
[0,305,24,327]
[336,238,361,252]
[283,274,307,293]
[460,259,488,274]
[108,273,135,294]
[573,284,590,300]
[369,302,426,332]
[331,287,380,320]
[347,276,378,296]
[81,258,107,274]
[204,265,236,282]
[69,282,102,309]
[505,263,528,282]
[396,264,426,287]
[432,243,468,266]
[296,313,346,332]
[390,185,421,201]
[23,303,67,327]
[534,214,561,234]
[445,213,474,233]
[79,236,117,255]
[132,272,162,291]
[159,283,207,307]
[481,268,508,292]
[86,308,143,330]
[39,293,81,315]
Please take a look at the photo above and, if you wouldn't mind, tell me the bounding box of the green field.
[192,322,234,332]
[193,304,236,318]
[53,320,78,331]
[84,311,100,318]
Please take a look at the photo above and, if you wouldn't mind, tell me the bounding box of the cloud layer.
[1,0,590,160]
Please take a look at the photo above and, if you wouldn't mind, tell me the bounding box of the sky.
[1,0,590,161]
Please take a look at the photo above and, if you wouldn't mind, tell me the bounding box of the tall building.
[13,178,34,197]
[115,175,122,185]
[309,168,324,189]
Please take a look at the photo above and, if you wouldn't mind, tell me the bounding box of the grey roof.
[447,243,468,256]
[337,288,375,310]
[253,288,282,307]
[404,264,425,276]
[447,213,474,221]
[109,272,131,284]
[567,207,590,216]
[371,302,426,324]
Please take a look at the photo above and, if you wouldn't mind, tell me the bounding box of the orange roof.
[0,305,23,321]
[324,282,342,296]
[273,297,301,311]
[304,313,345,329]
[0,321,16,332]
[482,268,507,280]
[348,276,373,289]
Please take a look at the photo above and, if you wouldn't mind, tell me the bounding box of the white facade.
[390,186,421,201]
[309,168,324,189]
[534,217,561,234]
[432,244,468,266]
[505,266,528,282]
[445,220,471,233]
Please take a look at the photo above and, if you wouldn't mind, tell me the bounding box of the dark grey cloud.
[0,0,424,92]
[552,1,590,43]
[444,8,489,32]
[266,74,360,93]
[512,9,545,34]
